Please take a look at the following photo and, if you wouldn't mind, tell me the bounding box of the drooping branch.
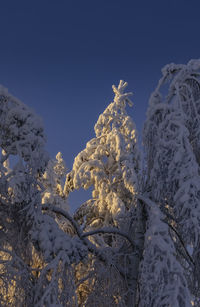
[82,228,135,250]
[165,220,195,266]
[42,204,135,280]
[42,205,107,263]
[42,204,82,237]
[138,195,195,266]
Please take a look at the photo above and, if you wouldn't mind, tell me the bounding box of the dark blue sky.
[1,0,200,210]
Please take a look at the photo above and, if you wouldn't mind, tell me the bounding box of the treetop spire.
[112,80,133,107]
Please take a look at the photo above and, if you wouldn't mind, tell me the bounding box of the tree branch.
[165,220,195,266]
[42,204,82,237]
[138,195,195,266]
[42,205,107,263]
[82,227,135,250]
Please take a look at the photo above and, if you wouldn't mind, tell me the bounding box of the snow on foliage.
[66,80,140,229]
[31,213,87,263]
[42,152,68,210]
[0,86,48,171]
[2,61,200,306]
[63,80,143,306]
[139,196,191,307]
[143,59,200,305]
[144,101,200,246]
[0,87,87,306]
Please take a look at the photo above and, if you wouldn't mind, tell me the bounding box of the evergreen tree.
[66,80,140,231]
[65,80,141,305]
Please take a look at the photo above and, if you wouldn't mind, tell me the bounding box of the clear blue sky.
[1,0,200,210]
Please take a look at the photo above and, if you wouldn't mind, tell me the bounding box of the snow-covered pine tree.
[65,80,142,305]
[42,152,68,209]
[66,80,140,233]
[41,152,74,234]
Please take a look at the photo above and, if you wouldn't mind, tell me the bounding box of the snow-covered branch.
[82,227,135,249]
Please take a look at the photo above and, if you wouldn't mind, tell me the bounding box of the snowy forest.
[0,59,200,306]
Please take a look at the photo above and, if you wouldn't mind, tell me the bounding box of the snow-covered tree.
[0,84,136,306]
[41,152,73,234]
[143,59,200,305]
[138,196,191,307]
[2,60,200,306]
[42,152,68,209]
[0,87,86,306]
[66,80,140,230]
[65,80,142,305]
[0,86,48,305]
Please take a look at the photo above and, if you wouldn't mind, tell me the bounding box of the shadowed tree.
[142,60,200,305]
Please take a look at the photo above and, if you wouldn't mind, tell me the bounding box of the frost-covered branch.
[82,227,135,249]
[42,204,107,263]
[138,194,192,306]
[138,195,195,266]
[42,204,82,237]
[166,220,195,266]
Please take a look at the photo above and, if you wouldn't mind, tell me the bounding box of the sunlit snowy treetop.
[66,81,140,228]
